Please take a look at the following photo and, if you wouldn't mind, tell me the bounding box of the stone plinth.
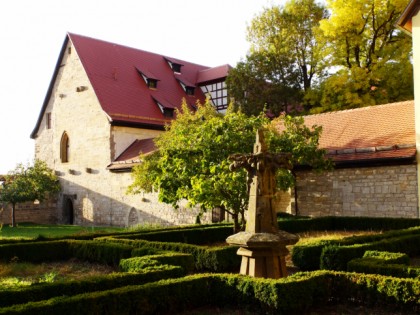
[227,231,298,278]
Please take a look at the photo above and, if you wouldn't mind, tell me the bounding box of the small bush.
[68,241,133,266]
[0,266,185,308]
[292,226,420,271]
[0,271,418,315]
[119,253,194,273]
[320,234,420,271]
[98,237,240,272]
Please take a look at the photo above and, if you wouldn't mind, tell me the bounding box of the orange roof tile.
[274,101,416,163]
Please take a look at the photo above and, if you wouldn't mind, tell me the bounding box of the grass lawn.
[0,223,124,240]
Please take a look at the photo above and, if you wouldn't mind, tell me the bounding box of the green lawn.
[0,223,124,240]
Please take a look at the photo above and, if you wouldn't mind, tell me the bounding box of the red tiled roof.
[197,64,231,84]
[107,138,156,170]
[273,101,416,163]
[31,33,231,138]
[68,33,215,128]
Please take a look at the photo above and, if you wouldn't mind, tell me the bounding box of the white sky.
[0,0,279,174]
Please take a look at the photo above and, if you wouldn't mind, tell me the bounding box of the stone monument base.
[237,246,289,278]
[226,231,298,279]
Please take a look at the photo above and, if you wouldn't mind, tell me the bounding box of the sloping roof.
[31,33,230,138]
[274,101,416,164]
[396,0,420,34]
[107,138,156,171]
[197,64,231,84]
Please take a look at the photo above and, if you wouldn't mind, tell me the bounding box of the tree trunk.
[11,203,16,228]
[232,212,240,234]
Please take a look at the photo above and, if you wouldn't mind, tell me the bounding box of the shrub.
[278,216,420,233]
[292,226,420,271]
[0,271,418,314]
[112,225,234,245]
[98,237,240,272]
[68,241,134,266]
[0,266,185,308]
[320,234,420,271]
[363,250,410,264]
[119,253,194,273]
[348,251,420,278]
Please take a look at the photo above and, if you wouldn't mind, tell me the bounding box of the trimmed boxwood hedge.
[0,271,418,315]
[119,253,194,273]
[277,215,420,233]
[0,240,135,266]
[98,237,240,272]
[347,251,420,278]
[0,265,185,308]
[320,233,420,271]
[292,226,420,271]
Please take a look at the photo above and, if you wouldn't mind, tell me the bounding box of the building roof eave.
[396,0,420,35]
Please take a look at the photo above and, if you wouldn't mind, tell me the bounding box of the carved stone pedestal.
[227,231,297,279]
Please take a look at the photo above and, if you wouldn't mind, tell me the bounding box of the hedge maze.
[0,217,419,314]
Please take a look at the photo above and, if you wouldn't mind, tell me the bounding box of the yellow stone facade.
[34,41,210,227]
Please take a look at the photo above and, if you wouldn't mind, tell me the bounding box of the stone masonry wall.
[293,164,419,218]
[34,39,210,227]
[0,200,57,225]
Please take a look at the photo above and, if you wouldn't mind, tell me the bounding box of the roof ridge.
[68,32,212,69]
[327,143,416,155]
[304,100,414,119]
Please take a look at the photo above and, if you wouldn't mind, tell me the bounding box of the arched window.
[60,132,70,163]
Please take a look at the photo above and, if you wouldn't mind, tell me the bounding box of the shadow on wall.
[53,177,200,227]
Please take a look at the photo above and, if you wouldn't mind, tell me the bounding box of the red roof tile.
[68,33,218,128]
[31,33,231,138]
[273,101,416,163]
[197,64,231,84]
[107,138,156,170]
[115,138,156,162]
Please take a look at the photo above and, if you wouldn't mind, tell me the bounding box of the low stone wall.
[0,200,57,225]
[293,164,419,218]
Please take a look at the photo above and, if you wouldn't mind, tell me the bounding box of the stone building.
[30,33,230,227]
[29,30,420,228]
[276,101,419,218]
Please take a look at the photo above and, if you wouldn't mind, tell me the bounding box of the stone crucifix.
[229,129,292,234]
[227,129,298,278]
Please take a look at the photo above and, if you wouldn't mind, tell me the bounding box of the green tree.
[0,160,60,227]
[310,0,413,112]
[227,0,328,116]
[129,100,330,232]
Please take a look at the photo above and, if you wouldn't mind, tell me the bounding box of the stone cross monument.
[226,129,298,278]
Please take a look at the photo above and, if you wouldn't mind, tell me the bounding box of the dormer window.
[152,96,175,118]
[177,79,196,96]
[136,67,159,89]
[171,63,182,73]
[164,57,183,73]
[163,108,174,118]
[147,79,158,89]
[186,86,195,95]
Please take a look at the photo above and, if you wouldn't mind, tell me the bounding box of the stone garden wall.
[0,200,57,225]
[292,164,419,218]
